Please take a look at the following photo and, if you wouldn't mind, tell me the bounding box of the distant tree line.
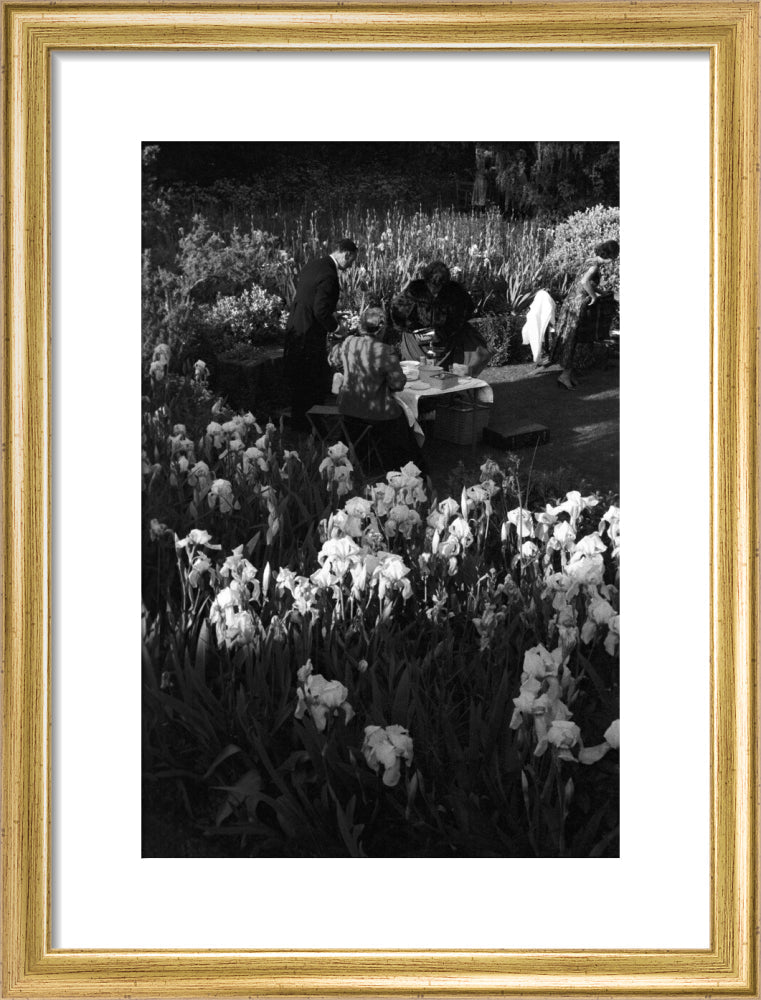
[146,141,618,220]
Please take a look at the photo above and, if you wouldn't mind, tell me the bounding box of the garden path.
[424,361,620,497]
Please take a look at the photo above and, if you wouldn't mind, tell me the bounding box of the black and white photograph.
[141,141,620,858]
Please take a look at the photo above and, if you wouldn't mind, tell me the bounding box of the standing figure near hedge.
[283,238,358,431]
[392,261,492,376]
[548,240,619,390]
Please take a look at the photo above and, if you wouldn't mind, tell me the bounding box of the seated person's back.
[333,309,405,421]
[329,307,427,476]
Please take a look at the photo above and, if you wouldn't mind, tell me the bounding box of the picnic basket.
[434,399,491,445]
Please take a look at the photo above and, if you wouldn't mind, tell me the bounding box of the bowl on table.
[418,365,446,385]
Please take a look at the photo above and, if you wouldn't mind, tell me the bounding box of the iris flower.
[479,458,502,481]
[175,528,219,550]
[187,461,212,504]
[326,509,364,539]
[579,719,620,764]
[565,551,605,587]
[188,554,212,588]
[362,725,414,787]
[386,504,421,539]
[206,422,226,449]
[551,491,599,530]
[371,552,413,606]
[368,482,397,517]
[522,644,560,682]
[220,546,261,601]
[448,517,473,548]
[345,496,374,519]
[318,537,362,578]
[506,506,535,540]
[551,521,576,549]
[209,588,258,649]
[320,446,354,497]
[534,507,559,544]
[208,478,237,514]
[149,519,170,541]
[243,447,269,473]
[295,661,354,732]
[326,441,350,463]
[573,531,607,557]
[464,483,493,515]
[604,615,620,655]
[580,595,617,644]
[386,463,427,506]
[538,720,581,760]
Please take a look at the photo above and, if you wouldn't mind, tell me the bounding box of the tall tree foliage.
[479,141,619,217]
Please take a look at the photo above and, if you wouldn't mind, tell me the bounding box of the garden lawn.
[424,361,619,497]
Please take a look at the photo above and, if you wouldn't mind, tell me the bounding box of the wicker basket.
[434,400,491,445]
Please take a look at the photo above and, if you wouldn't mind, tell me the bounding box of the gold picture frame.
[2,2,758,996]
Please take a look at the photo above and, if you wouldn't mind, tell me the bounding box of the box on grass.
[482,423,550,450]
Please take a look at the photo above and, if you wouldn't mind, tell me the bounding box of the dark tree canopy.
[144,141,618,220]
[474,142,619,216]
[146,141,475,213]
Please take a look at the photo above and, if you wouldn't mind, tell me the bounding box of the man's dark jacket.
[285,256,340,349]
[283,255,340,428]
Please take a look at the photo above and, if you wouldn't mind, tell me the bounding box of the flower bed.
[142,205,620,374]
[143,362,620,857]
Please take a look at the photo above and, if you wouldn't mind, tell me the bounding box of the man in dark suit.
[284,238,359,431]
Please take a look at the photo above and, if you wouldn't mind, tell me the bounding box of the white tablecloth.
[396,376,493,421]
[330,373,493,445]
